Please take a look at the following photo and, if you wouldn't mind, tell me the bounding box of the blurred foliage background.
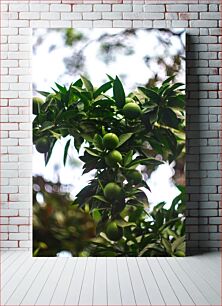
[32,28,186,257]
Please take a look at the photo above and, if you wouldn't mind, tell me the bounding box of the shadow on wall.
[186,34,200,255]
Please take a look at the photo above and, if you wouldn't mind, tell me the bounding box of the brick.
[93,4,111,11]
[93,20,112,27]
[41,12,60,20]
[9,20,29,28]
[209,217,222,225]
[30,20,50,28]
[19,226,30,233]
[19,12,40,19]
[113,20,132,27]
[172,20,188,27]
[73,4,92,12]
[61,12,82,20]
[9,3,28,11]
[133,5,143,12]
[72,20,93,27]
[143,4,165,12]
[123,12,164,19]
[30,4,49,11]
[112,4,132,11]
[1,209,18,216]
[50,4,71,11]
[102,12,122,19]
[9,233,29,240]
[200,12,221,19]
[166,4,188,12]
[50,21,71,27]
[189,4,207,11]
[1,241,18,247]
[190,20,217,28]
[83,12,101,20]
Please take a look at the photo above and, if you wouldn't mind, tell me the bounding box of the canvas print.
[32,28,186,257]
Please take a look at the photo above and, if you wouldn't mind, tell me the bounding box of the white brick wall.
[1,0,221,254]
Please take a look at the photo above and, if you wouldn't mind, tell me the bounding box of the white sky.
[32,28,185,209]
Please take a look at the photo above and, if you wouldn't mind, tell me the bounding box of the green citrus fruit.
[123,102,141,119]
[103,133,119,150]
[35,137,50,154]
[105,150,122,167]
[33,97,44,115]
[126,170,142,185]
[105,221,123,241]
[104,182,123,201]
[125,97,135,104]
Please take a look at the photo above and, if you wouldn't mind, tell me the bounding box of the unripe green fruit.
[105,221,123,241]
[105,150,122,167]
[35,137,50,154]
[126,170,142,185]
[123,102,141,119]
[33,97,44,115]
[125,97,135,104]
[104,182,123,202]
[103,133,119,150]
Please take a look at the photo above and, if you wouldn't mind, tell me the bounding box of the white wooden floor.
[1,251,221,306]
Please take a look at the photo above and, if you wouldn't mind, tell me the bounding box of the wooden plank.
[195,253,220,274]
[126,257,150,305]
[1,256,36,305]
[35,258,67,305]
[167,257,210,305]
[21,258,56,305]
[78,257,96,306]
[157,257,195,305]
[176,257,221,305]
[137,258,165,305]
[50,258,77,305]
[5,258,46,305]
[117,257,136,306]
[1,253,29,288]
[93,257,107,306]
[188,256,220,295]
[2,251,23,274]
[64,257,87,306]
[106,258,122,306]
[147,257,179,305]
[0,251,14,263]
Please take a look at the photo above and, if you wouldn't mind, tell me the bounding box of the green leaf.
[106,74,115,81]
[172,236,185,253]
[138,87,161,105]
[162,75,175,85]
[36,90,50,97]
[123,150,133,166]
[162,238,172,255]
[81,75,93,93]
[73,78,83,88]
[117,133,133,148]
[55,82,67,94]
[93,134,104,150]
[84,147,100,157]
[44,138,57,166]
[128,157,163,168]
[92,195,109,204]
[115,219,136,228]
[113,76,125,108]
[167,95,185,110]
[160,108,179,129]
[93,81,113,98]
[63,139,71,166]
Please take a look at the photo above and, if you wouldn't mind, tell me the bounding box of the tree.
[33,74,186,256]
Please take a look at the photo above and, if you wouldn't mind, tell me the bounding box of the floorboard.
[1,251,221,306]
